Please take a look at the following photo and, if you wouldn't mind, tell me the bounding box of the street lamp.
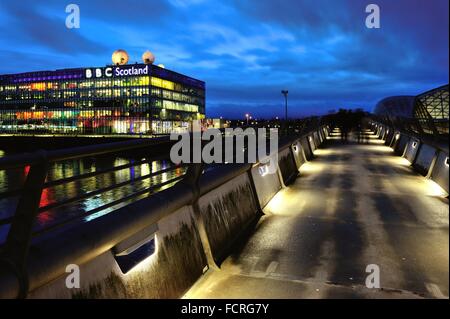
[245,113,249,125]
[281,90,288,135]
[281,90,288,121]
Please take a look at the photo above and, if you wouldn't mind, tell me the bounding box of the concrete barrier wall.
[321,128,327,140]
[378,126,385,139]
[278,147,298,185]
[389,131,399,148]
[430,151,449,194]
[404,138,420,163]
[292,140,307,170]
[372,121,448,195]
[313,131,320,148]
[198,171,260,263]
[27,199,207,299]
[381,126,392,140]
[374,126,380,137]
[308,134,316,153]
[378,127,383,139]
[394,134,410,156]
[300,136,313,160]
[376,126,382,137]
[413,143,436,176]
[320,127,326,139]
[385,129,394,145]
[317,129,324,143]
[382,127,390,140]
[251,162,282,208]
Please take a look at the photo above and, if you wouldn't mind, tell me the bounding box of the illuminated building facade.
[0,64,205,135]
[374,84,449,136]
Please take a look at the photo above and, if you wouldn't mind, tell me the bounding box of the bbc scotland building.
[0,57,205,135]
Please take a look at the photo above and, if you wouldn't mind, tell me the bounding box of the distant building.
[0,63,205,135]
[204,118,230,129]
[374,84,449,135]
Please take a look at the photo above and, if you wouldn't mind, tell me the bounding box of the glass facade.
[0,64,205,135]
[415,85,449,135]
[374,85,449,136]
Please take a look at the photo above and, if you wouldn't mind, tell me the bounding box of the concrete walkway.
[184,131,449,299]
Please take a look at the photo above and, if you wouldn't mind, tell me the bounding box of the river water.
[0,149,186,244]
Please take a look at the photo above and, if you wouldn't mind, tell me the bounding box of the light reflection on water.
[0,150,185,243]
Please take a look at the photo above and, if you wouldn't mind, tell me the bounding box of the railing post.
[0,150,48,299]
[180,163,220,270]
[181,163,203,199]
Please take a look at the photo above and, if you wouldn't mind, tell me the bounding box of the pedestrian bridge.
[0,124,448,299]
[185,130,449,299]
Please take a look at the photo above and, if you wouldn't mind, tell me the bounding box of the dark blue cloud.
[0,0,447,118]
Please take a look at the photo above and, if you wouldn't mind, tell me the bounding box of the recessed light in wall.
[258,164,269,176]
[113,225,158,274]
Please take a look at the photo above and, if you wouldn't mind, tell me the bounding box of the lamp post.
[281,90,288,135]
[281,90,288,121]
[245,113,249,126]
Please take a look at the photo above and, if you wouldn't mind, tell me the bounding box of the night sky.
[0,0,448,119]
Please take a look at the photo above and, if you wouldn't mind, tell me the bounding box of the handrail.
[0,136,171,170]
[0,154,170,200]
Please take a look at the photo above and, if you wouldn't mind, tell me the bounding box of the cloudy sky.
[0,0,448,118]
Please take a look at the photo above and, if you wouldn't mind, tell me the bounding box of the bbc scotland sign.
[115,65,149,76]
[85,65,149,79]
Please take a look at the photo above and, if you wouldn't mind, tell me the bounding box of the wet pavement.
[184,130,449,299]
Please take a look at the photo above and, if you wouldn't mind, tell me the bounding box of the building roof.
[374,96,416,118]
[0,63,205,89]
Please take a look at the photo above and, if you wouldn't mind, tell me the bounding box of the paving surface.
[184,131,449,299]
